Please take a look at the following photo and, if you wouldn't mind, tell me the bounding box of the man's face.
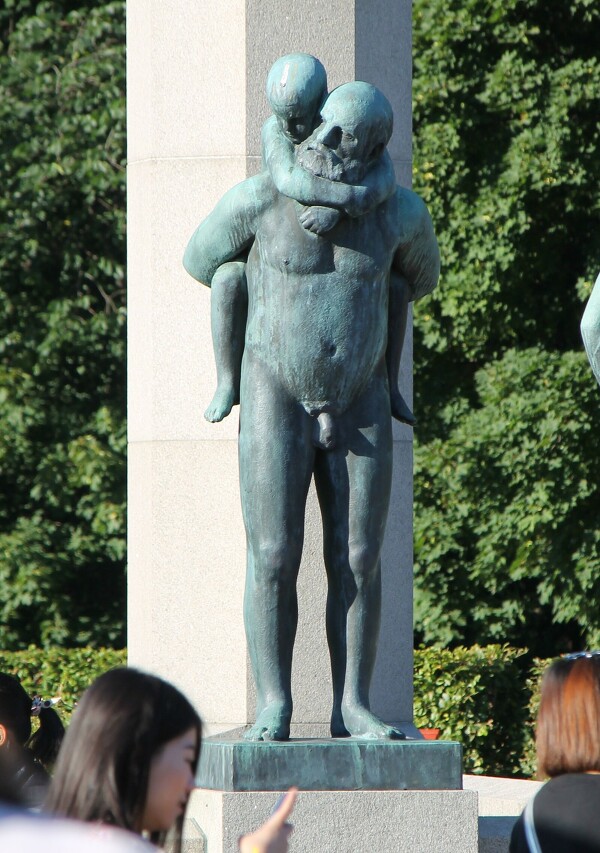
[296,96,377,183]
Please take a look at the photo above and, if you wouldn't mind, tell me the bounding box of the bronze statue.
[184,56,439,741]
[581,272,600,385]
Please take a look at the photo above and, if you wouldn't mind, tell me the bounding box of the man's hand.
[238,788,297,853]
[298,205,341,234]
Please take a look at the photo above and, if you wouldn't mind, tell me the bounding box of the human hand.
[238,788,297,853]
[298,205,341,234]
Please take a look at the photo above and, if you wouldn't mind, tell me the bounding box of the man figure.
[184,81,439,741]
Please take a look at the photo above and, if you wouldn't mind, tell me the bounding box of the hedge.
[414,644,550,777]
[1,644,548,777]
[0,646,126,728]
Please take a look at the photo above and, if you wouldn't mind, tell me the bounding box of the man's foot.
[204,384,238,423]
[390,387,416,426]
[342,703,406,740]
[243,703,291,741]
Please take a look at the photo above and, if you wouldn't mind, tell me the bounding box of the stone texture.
[185,789,479,853]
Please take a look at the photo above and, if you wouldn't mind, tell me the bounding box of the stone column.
[127,0,415,736]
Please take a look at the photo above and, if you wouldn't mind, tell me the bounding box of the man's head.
[266,54,327,144]
[296,81,393,183]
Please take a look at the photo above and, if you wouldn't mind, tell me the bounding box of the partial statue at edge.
[184,54,440,741]
[581,272,600,386]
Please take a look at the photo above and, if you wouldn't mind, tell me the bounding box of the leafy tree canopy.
[412,0,600,656]
[0,1,126,648]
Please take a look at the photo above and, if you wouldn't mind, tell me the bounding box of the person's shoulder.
[0,814,153,853]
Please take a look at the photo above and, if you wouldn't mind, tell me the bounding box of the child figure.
[204,53,415,426]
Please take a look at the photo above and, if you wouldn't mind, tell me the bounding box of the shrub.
[0,646,126,727]
[414,644,530,775]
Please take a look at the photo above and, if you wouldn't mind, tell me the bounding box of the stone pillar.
[127,0,415,735]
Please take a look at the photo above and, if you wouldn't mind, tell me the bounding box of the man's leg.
[315,366,404,738]
[239,352,315,740]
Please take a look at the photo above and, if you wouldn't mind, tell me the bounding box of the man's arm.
[183,173,273,286]
[391,189,440,302]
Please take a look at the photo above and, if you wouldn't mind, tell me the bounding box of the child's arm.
[262,117,390,216]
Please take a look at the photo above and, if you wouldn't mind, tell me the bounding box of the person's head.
[296,81,393,183]
[0,674,32,750]
[536,653,600,778]
[46,668,201,850]
[266,53,327,144]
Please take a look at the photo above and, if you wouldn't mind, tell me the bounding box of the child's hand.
[298,205,341,234]
[238,788,297,853]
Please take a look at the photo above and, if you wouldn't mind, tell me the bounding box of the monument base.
[184,788,479,853]
[196,731,463,791]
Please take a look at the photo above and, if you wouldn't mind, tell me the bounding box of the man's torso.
[243,188,399,414]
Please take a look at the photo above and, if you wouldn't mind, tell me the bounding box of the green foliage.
[0,645,126,727]
[413,644,530,775]
[519,658,547,778]
[414,348,600,654]
[412,0,600,655]
[0,2,126,648]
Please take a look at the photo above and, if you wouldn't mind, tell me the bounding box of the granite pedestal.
[184,734,477,852]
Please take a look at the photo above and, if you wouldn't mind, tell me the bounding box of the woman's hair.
[0,673,64,767]
[536,655,600,778]
[0,674,32,745]
[46,668,202,849]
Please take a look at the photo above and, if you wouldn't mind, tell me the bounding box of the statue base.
[185,732,475,851]
[196,729,463,791]
[184,788,478,853]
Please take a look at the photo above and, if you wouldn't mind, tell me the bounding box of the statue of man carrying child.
[184,54,440,741]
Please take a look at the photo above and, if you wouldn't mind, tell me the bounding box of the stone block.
[185,788,479,853]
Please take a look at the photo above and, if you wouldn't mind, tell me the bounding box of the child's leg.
[205,260,248,423]
[386,272,415,425]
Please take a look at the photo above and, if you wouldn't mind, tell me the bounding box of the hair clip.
[563,651,600,661]
[31,695,62,716]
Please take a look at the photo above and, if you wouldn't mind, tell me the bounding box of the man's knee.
[348,541,381,586]
[250,539,299,587]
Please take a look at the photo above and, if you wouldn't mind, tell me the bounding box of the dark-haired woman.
[0,673,64,808]
[46,667,295,853]
[510,653,600,853]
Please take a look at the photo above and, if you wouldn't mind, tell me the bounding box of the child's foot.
[390,388,416,426]
[204,385,238,422]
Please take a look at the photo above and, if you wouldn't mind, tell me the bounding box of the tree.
[0,1,126,648]
[412,0,600,656]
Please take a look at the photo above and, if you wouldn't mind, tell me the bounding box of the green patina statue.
[184,55,440,741]
[581,272,600,385]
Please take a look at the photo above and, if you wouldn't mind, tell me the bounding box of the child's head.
[266,53,327,144]
[46,668,201,851]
